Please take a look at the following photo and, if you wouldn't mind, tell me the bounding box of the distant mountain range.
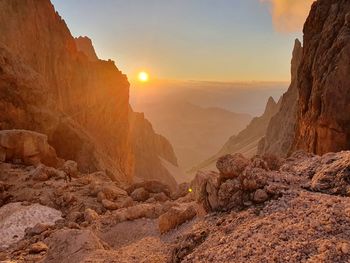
[133,100,252,170]
[132,80,286,172]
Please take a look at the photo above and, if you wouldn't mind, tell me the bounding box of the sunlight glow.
[138,71,149,82]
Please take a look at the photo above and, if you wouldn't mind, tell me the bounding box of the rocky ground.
[1,130,350,262]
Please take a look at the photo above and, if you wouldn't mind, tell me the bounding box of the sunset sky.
[52,0,313,83]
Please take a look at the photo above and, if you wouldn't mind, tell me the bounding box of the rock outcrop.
[192,97,281,172]
[0,130,58,167]
[258,39,303,157]
[293,0,350,154]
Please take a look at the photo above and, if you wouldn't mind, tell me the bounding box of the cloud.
[261,0,314,33]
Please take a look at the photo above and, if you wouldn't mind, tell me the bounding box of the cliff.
[293,0,350,154]
[0,0,133,181]
[258,39,303,157]
[0,0,179,187]
[129,110,178,190]
[191,96,280,172]
[75,36,99,61]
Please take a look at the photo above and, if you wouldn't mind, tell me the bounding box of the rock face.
[0,0,179,186]
[293,0,350,154]
[129,111,178,189]
[75,36,99,61]
[258,39,303,157]
[0,0,132,180]
[192,97,281,172]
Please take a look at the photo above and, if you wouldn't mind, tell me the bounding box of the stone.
[152,192,169,202]
[172,182,190,200]
[127,181,172,197]
[84,208,99,224]
[191,171,220,212]
[110,203,168,224]
[101,185,128,201]
[158,204,197,234]
[30,165,64,182]
[216,153,250,179]
[0,203,61,249]
[218,179,242,209]
[130,187,150,202]
[240,166,268,191]
[29,242,48,254]
[101,199,119,210]
[310,151,350,195]
[253,189,269,203]
[26,223,50,236]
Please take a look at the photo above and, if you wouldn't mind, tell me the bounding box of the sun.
[138,71,149,82]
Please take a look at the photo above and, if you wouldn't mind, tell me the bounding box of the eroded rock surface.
[293,0,350,154]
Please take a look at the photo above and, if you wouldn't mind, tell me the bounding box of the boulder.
[310,152,350,195]
[0,202,61,249]
[240,166,268,191]
[29,242,48,254]
[0,130,58,167]
[216,153,250,179]
[104,196,134,210]
[158,204,197,234]
[84,208,99,224]
[152,192,170,202]
[111,203,170,223]
[30,164,64,181]
[127,181,172,197]
[191,171,220,212]
[101,199,119,210]
[172,182,190,200]
[218,179,242,209]
[252,189,269,203]
[25,223,50,236]
[90,182,128,201]
[130,187,150,202]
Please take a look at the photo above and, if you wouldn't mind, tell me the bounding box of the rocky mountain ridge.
[258,39,303,157]
[260,0,350,157]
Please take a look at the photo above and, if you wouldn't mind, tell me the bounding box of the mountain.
[293,0,350,154]
[136,101,252,170]
[258,39,303,157]
[191,96,281,172]
[0,0,179,188]
[260,0,350,157]
[129,110,178,188]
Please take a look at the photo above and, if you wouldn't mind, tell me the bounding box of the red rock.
[293,0,350,154]
[158,204,197,234]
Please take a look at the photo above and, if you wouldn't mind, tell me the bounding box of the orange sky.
[52,0,313,83]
